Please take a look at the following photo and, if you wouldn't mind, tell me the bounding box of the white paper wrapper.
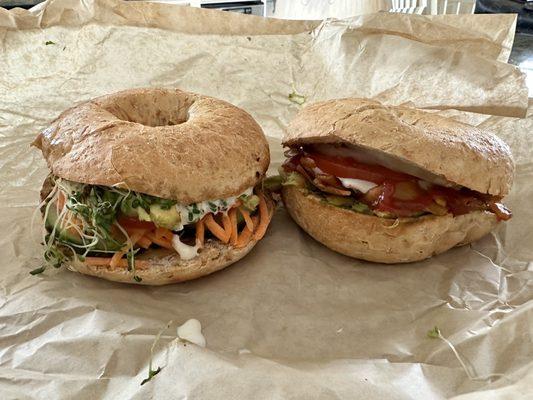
[0,1,531,399]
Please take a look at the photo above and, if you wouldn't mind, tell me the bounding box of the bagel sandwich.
[32,88,274,285]
[271,98,513,263]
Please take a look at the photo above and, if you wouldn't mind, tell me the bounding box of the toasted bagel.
[284,98,513,196]
[33,88,269,203]
[281,185,497,264]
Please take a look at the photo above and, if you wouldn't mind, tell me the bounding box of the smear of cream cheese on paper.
[177,319,206,347]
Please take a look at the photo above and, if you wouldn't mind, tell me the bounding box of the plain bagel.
[33,88,270,204]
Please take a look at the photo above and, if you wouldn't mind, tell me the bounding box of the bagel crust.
[68,240,258,285]
[281,185,498,263]
[283,98,514,196]
[33,88,270,204]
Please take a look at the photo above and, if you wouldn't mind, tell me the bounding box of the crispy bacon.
[488,201,512,221]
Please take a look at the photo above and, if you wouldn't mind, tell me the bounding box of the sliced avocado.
[137,207,151,222]
[45,204,123,251]
[240,194,260,212]
[325,195,354,208]
[263,175,283,192]
[352,202,371,214]
[45,206,82,245]
[282,172,306,188]
[149,204,180,230]
[120,198,139,217]
[374,210,395,218]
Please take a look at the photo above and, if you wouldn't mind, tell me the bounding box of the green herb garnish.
[427,326,441,339]
[141,366,161,385]
[140,320,173,386]
[288,91,306,105]
[45,40,55,45]
[30,266,46,275]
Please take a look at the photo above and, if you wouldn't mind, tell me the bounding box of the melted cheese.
[338,177,377,193]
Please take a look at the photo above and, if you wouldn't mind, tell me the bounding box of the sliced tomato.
[117,216,156,231]
[307,152,413,184]
[371,182,434,216]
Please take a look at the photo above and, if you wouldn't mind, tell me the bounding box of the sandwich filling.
[37,176,271,279]
[273,144,511,221]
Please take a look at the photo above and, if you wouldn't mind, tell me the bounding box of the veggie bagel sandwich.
[33,88,274,284]
[277,98,514,263]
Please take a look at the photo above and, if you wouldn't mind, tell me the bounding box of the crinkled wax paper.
[0,0,531,399]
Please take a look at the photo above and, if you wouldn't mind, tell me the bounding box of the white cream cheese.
[312,143,452,187]
[177,319,206,347]
[171,235,200,260]
[338,177,377,193]
[174,187,253,230]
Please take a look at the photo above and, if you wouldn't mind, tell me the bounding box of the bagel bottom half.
[69,240,258,285]
[281,185,498,263]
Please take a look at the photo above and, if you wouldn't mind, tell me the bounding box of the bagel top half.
[284,98,513,197]
[33,88,269,203]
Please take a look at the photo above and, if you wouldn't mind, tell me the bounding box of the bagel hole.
[103,93,194,127]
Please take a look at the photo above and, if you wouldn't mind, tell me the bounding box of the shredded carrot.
[137,236,152,249]
[221,213,232,239]
[110,231,146,268]
[57,191,66,213]
[145,231,174,250]
[239,208,254,232]
[155,227,173,241]
[124,227,147,237]
[235,215,259,248]
[204,214,230,243]
[84,257,150,269]
[196,218,205,246]
[229,208,238,245]
[110,251,124,269]
[253,193,271,241]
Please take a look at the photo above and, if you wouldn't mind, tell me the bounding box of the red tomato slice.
[117,217,156,231]
[307,152,412,183]
[373,182,433,216]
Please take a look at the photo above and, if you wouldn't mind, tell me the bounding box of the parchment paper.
[0,1,531,399]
